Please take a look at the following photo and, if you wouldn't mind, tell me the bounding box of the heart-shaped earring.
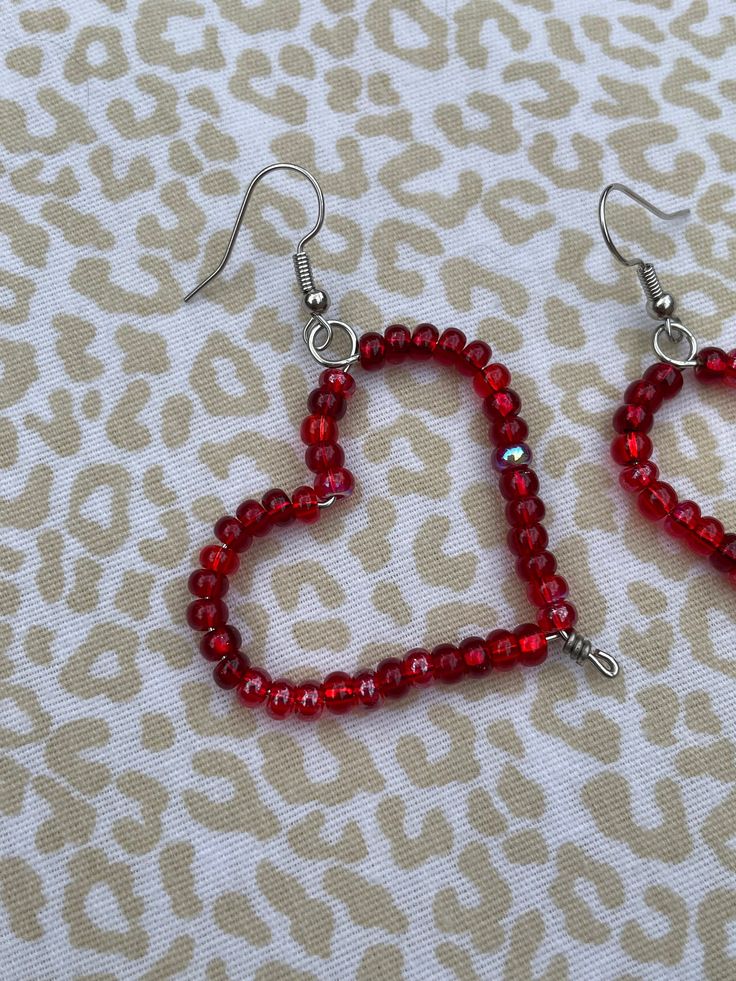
[600,183,735,586]
[183,163,619,722]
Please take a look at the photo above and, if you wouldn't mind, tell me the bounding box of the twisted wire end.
[556,629,620,679]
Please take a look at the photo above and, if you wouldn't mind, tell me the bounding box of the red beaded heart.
[611,349,735,589]
[187,323,582,720]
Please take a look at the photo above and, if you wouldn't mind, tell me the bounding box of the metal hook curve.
[184,162,325,303]
[598,182,690,269]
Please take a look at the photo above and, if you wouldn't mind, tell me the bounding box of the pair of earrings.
[184,165,732,722]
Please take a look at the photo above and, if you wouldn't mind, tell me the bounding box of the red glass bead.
[643,362,683,399]
[695,347,729,384]
[726,349,736,387]
[384,324,411,364]
[402,649,433,686]
[431,644,465,683]
[506,496,545,527]
[199,543,240,576]
[490,416,529,448]
[235,499,271,537]
[663,500,700,540]
[689,516,725,557]
[186,598,228,631]
[409,323,439,360]
[494,443,532,471]
[710,533,736,574]
[262,488,294,526]
[434,328,467,366]
[305,442,344,473]
[213,654,249,689]
[459,340,491,376]
[538,601,577,633]
[528,574,569,608]
[459,636,490,675]
[320,367,356,398]
[516,550,557,582]
[610,432,653,466]
[300,414,338,445]
[498,467,539,501]
[624,378,664,412]
[200,625,242,662]
[292,485,320,524]
[515,624,548,666]
[619,461,659,494]
[612,404,653,434]
[266,679,296,719]
[375,658,409,699]
[237,668,271,706]
[214,516,252,553]
[508,523,548,557]
[473,363,511,398]
[323,671,357,713]
[294,681,324,719]
[354,671,382,709]
[483,389,521,420]
[315,467,354,501]
[307,388,346,419]
[359,331,386,371]
[638,481,678,521]
[188,568,229,599]
[486,629,518,671]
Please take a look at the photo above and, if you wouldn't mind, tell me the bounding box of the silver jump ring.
[302,313,333,352]
[652,319,698,368]
[305,318,360,369]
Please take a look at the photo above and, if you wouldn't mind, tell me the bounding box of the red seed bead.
[538,601,577,633]
[515,624,548,666]
[483,389,521,420]
[292,485,320,524]
[431,644,465,683]
[638,481,678,521]
[199,543,240,576]
[726,349,736,387]
[508,523,548,557]
[323,671,357,713]
[262,488,294,526]
[314,467,354,501]
[354,671,382,709]
[402,649,433,686]
[300,414,338,445]
[410,323,439,360]
[213,654,249,690]
[459,636,490,675]
[619,461,659,494]
[612,404,653,434]
[490,416,529,448]
[320,367,355,398]
[499,467,539,501]
[506,496,545,527]
[434,328,466,366]
[200,625,242,662]
[459,340,492,376]
[624,378,664,412]
[188,569,229,599]
[516,550,557,582]
[610,432,653,466]
[294,681,324,719]
[375,658,409,699]
[528,574,569,608]
[186,598,228,631]
[384,324,411,363]
[689,516,725,557]
[710,533,736,574]
[266,679,296,719]
[695,347,730,384]
[359,331,386,371]
[214,516,252,553]
[235,499,271,537]
[643,362,683,399]
[237,668,271,706]
[305,442,344,473]
[307,388,346,419]
[486,629,518,671]
[664,500,700,540]
[473,362,511,398]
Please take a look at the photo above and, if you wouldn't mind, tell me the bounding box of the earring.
[600,183,736,585]
[184,162,619,723]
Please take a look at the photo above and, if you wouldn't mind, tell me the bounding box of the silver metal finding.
[652,319,698,368]
[305,318,359,370]
[547,629,620,679]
